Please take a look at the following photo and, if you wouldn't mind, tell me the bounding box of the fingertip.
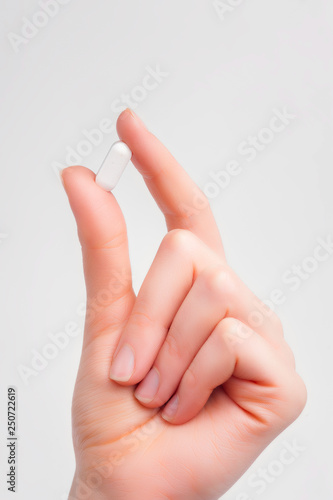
[116,108,134,138]
[109,370,143,387]
[61,164,127,251]
[161,407,199,426]
[116,108,148,142]
[133,366,160,404]
[161,394,179,423]
[109,343,133,375]
[117,107,134,124]
[61,165,95,192]
[134,392,153,405]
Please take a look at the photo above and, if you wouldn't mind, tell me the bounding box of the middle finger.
[109,229,283,391]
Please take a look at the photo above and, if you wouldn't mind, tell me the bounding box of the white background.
[0,1,332,499]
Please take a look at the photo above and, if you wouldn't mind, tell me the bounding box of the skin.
[62,109,307,500]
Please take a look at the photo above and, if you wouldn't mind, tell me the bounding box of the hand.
[62,109,306,500]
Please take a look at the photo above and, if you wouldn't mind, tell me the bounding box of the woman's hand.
[62,109,306,500]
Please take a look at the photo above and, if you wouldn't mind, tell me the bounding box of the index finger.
[116,108,225,260]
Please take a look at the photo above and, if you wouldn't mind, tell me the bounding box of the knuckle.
[129,309,155,330]
[161,229,195,254]
[289,375,308,417]
[215,318,249,359]
[218,317,246,345]
[183,365,198,390]
[276,373,307,424]
[98,229,128,251]
[277,341,296,368]
[164,332,183,362]
[199,266,234,299]
[219,317,239,334]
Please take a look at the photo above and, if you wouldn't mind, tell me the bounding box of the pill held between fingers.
[95,141,132,191]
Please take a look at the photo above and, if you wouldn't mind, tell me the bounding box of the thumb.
[61,165,134,335]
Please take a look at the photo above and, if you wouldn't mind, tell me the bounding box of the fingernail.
[109,344,135,382]
[162,395,179,422]
[124,108,148,130]
[134,367,160,403]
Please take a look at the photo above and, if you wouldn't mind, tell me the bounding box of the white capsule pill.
[95,141,132,191]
